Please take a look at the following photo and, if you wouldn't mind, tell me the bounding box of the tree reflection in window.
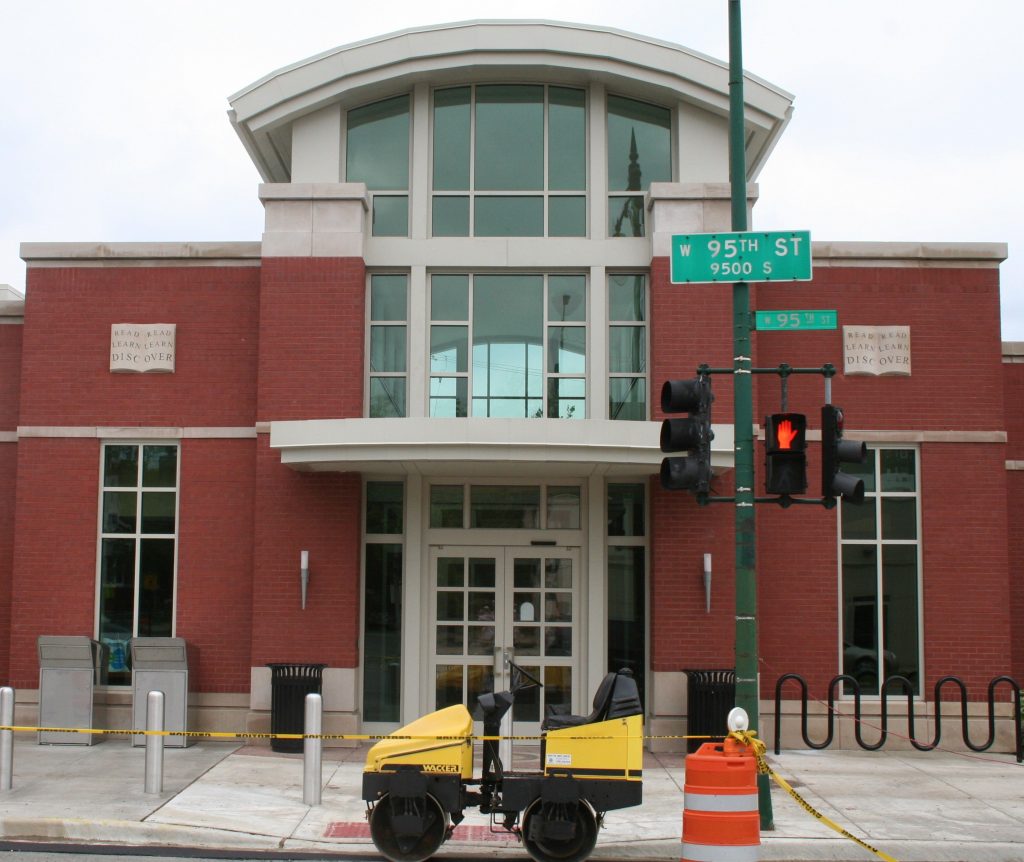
[608,96,671,237]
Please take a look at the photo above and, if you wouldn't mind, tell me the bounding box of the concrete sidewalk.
[0,735,1020,861]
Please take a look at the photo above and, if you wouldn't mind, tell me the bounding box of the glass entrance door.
[429,546,579,734]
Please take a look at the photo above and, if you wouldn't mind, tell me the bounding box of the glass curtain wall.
[363,481,404,722]
[432,85,586,237]
[840,448,921,694]
[607,95,671,237]
[428,274,587,418]
[608,274,647,420]
[347,95,410,236]
[98,443,178,685]
[368,274,408,417]
[607,483,646,705]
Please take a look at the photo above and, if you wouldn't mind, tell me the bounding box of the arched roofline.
[227,19,794,183]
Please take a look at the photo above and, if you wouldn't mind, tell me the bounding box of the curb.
[0,817,283,850]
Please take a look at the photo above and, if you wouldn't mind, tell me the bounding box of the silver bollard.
[1,686,14,791]
[303,692,322,806]
[145,690,165,795]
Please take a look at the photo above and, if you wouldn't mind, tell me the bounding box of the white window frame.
[606,272,649,421]
[366,272,410,418]
[95,440,180,685]
[425,272,589,420]
[838,444,923,697]
[428,84,591,239]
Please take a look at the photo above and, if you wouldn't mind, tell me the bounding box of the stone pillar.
[259,183,369,258]
[647,182,760,259]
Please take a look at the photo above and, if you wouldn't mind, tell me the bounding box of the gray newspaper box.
[38,636,104,745]
[131,637,195,747]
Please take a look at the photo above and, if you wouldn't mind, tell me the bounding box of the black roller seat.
[541,668,642,731]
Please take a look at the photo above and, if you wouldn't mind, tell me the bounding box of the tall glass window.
[607,95,671,237]
[347,95,410,236]
[98,443,178,685]
[840,448,920,695]
[428,273,586,418]
[368,274,408,417]
[607,483,646,706]
[363,481,404,723]
[608,274,647,420]
[431,85,586,237]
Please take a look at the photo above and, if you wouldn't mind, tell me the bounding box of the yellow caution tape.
[730,730,899,862]
[0,725,715,743]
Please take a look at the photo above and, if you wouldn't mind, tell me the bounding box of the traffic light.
[821,404,867,503]
[764,412,807,495]
[660,376,714,493]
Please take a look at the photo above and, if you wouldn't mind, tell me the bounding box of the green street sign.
[755,309,837,331]
[670,230,812,284]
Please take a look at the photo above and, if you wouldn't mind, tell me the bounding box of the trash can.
[38,636,105,745]
[267,663,326,753]
[685,668,736,753]
[131,637,194,748]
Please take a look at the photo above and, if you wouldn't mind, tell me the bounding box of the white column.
[410,83,430,240]
[407,265,427,417]
[586,473,607,705]
[589,265,608,420]
[588,82,607,241]
[402,473,424,724]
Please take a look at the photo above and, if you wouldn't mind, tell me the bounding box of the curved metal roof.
[227,19,793,182]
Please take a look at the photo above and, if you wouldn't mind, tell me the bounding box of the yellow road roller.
[362,663,643,862]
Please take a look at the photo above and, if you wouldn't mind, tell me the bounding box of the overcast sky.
[2,1,1021,338]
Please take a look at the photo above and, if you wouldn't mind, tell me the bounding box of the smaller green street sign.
[755,309,837,331]
[670,230,812,284]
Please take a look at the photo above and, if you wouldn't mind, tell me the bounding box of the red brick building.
[0,22,1018,748]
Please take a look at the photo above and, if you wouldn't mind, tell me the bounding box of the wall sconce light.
[703,553,712,614]
[300,550,309,610]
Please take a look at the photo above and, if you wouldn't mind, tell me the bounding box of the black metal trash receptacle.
[268,663,326,753]
[685,668,736,753]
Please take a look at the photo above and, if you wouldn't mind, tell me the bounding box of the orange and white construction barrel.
[681,724,760,862]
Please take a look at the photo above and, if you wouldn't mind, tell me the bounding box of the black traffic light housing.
[764,412,807,495]
[660,376,714,494]
[821,404,867,503]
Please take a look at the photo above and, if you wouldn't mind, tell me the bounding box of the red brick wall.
[257,258,366,421]
[1008,473,1024,682]
[650,257,736,419]
[9,438,100,688]
[758,498,840,693]
[755,267,1004,429]
[0,444,16,681]
[1005,359,1024,681]
[0,322,21,429]
[651,257,1010,697]
[649,480,736,671]
[919,443,1010,690]
[649,257,740,672]
[9,436,259,692]
[251,438,361,667]
[251,257,367,668]
[7,264,260,689]
[757,266,1009,695]
[19,266,259,427]
[0,323,21,679]
[175,438,256,691]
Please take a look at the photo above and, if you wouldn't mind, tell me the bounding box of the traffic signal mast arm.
[664,364,866,508]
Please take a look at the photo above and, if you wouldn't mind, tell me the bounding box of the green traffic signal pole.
[728,0,774,828]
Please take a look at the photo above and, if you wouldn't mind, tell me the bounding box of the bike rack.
[773,673,1022,763]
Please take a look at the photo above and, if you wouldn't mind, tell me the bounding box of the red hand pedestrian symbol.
[777,419,797,450]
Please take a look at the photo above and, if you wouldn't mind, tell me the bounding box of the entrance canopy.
[269,417,735,477]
